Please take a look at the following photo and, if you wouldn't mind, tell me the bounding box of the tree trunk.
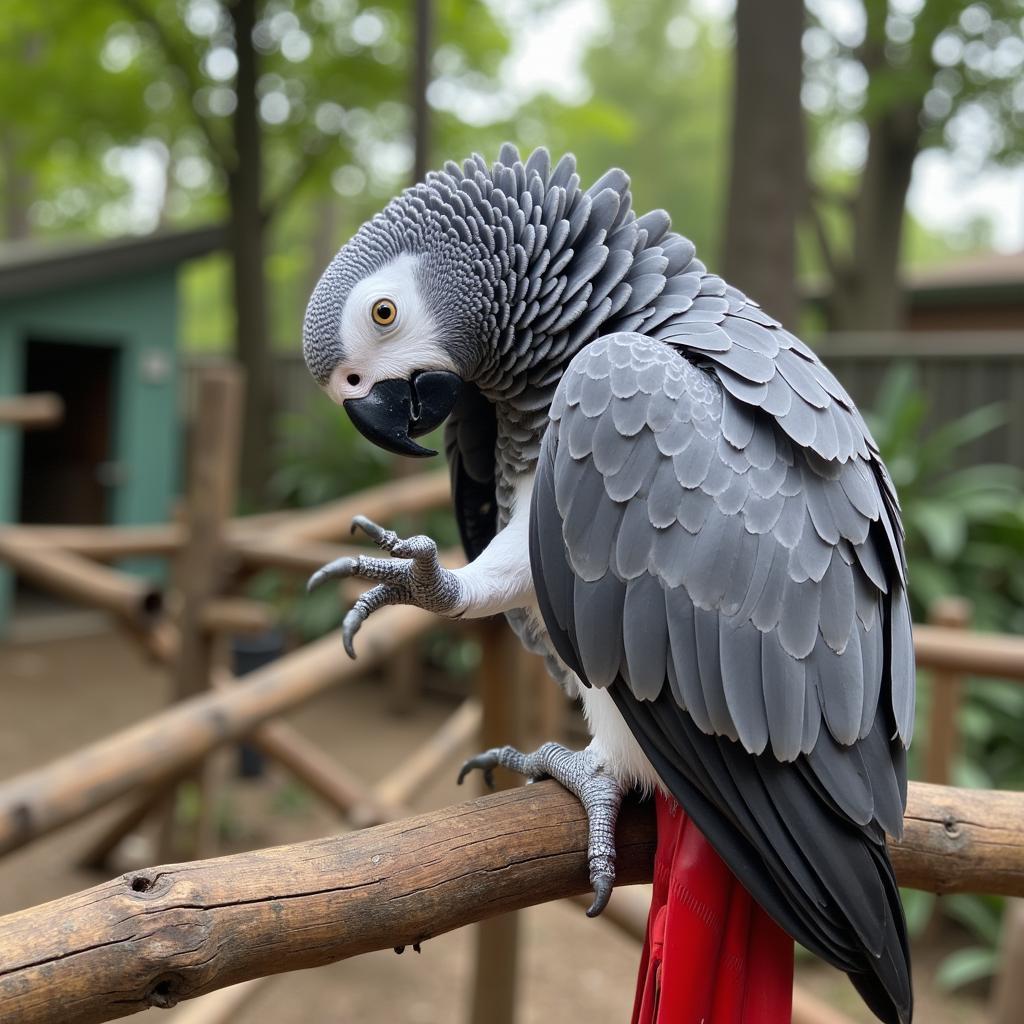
[411,0,432,183]
[228,0,272,504]
[721,0,805,328]
[830,101,922,330]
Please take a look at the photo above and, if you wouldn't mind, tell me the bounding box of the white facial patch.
[324,254,457,405]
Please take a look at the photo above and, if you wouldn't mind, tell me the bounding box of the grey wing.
[529,332,913,1021]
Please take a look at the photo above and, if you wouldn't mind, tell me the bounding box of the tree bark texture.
[721,0,805,327]
[1,780,1023,1023]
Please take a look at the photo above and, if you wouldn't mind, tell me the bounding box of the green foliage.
[270,401,393,509]
[868,365,1024,989]
[934,894,1004,992]
[866,363,1024,633]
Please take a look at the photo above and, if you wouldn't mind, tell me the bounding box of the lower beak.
[343,371,462,457]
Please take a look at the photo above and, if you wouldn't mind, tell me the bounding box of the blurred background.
[1,1,1023,1022]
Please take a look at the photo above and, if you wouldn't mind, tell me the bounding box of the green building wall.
[0,268,181,624]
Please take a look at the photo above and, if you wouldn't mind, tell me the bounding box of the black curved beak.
[343,371,462,457]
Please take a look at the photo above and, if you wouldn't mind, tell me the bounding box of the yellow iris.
[371,298,397,326]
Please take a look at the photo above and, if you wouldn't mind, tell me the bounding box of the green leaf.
[910,501,966,561]
[935,946,998,992]
[942,893,1004,945]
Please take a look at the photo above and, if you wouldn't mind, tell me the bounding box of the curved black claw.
[306,556,358,593]
[351,515,387,543]
[586,875,614,918]
[341,605,367,659]
[457,752,498,789]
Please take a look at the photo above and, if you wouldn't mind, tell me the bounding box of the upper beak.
[343,370,462,457]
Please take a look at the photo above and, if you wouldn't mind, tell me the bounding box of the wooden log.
[889,782,1024,895]
[3,778,1024,1023]
[0,603,433,856]
[914,621,1024,681]
[274,470,451,543]
[6,523,184,559]
[0,783,656,1024]
[0,392,63,429]
[200,598,276,636]
[924,597,971,786]
[0,537,162,625]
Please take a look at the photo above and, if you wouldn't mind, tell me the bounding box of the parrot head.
[302,175,499,457]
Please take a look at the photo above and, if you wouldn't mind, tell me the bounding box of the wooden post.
[468,620,524,1024]
[991,899,1024,1024]
[162,366,244,860]
[173,366,244,701]
[924,597,971,786]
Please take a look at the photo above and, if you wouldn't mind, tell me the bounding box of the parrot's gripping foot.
[306,515,464,657]
[458,741,624,917]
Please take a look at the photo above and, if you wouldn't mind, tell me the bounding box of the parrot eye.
[371,298,398,328]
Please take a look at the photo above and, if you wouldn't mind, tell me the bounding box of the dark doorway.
[19,339,119,526]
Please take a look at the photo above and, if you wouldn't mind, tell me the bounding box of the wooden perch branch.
[2,779,1024,1024]
[0,603,434,856]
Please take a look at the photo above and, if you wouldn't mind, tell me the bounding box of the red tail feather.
[632,793,793,1023]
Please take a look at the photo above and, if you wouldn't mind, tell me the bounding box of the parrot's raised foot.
[306,515,464,657]
[458,741,624,917]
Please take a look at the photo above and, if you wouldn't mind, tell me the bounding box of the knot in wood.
[943,815,961,840]
[126,871,166,898]
[145,974,184,1009]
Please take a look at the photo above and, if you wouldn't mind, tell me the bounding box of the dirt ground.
[0,618,990,1023]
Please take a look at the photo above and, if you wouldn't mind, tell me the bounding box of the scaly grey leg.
[307,515,465,656]
[458,741,624,917]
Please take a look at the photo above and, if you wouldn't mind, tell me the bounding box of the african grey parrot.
[302,145,914,1024]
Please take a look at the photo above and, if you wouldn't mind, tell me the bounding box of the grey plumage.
[304,144,915,1024]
